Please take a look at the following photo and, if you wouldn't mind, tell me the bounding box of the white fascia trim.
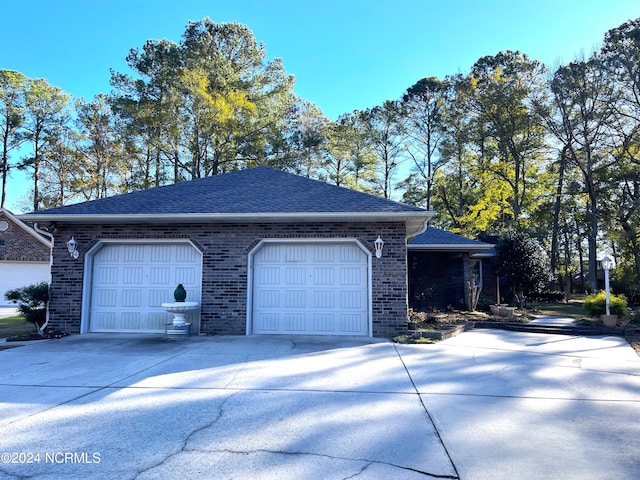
[2,208,53,248]
[408,244,495,252]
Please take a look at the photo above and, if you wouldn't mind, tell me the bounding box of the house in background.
[0,208,52,306]
[408,227,495,312]
[21,167,434,338]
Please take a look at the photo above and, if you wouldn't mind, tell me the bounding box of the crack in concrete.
[393,343,461,479]
[343,461,373,479]
[132,390,238,480]
[182,448,459,479]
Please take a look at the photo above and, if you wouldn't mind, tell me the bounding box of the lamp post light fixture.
[66,237,79,259]
[600,255,615,316]
[374,236,384,258]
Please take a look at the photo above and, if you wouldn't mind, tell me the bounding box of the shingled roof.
[408,226,494,253]
[21,167,434,234]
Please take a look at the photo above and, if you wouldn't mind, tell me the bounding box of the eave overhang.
[20,211,435,239]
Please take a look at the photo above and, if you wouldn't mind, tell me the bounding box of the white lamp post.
[600,255,615,316]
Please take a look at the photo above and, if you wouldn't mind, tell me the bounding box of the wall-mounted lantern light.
[66,237,79,259]
[374,235,384,258]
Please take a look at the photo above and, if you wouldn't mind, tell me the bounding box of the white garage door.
[252,242,370,335]
[90,243,202,333]
[0,262,50,306]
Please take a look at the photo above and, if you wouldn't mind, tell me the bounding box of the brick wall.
[0,212,50,262]
[48,221,409,337]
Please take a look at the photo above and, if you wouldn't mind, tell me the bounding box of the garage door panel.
[314,245,335,262]
[284,313,306,331]
[150,267,171,284]
[285,267,304,284]
[340,290,363,308]
[150,245,172,262]
[314,314,335,332]
[252,242,369,336]
[94,288,117,307]
[93,312,116,330]
[341,267,364,284]
[94,266,118,284]
[313,267,334,285]
[314,290,335,308]
[123,245,145,262]
[175,266,198,284]
[123,267,143,284]
[121,289,143,308]
[90,243,201,333]
[255,312,279,332]
[149,289,169,307]
[341,314,364,333]
[285,290,305,308]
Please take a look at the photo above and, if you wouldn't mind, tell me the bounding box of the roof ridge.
[22,167,431,217]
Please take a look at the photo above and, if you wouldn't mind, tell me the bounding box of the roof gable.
[0,208,52,249]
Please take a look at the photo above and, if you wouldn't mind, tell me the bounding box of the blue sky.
[2,0,640,211]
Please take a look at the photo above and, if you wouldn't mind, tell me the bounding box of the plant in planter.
[407,309,418,330]
[174,283,187,302]
[583,291,628,327]
[161,284,198,338]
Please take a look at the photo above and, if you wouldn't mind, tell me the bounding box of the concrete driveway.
[0,330,639,480]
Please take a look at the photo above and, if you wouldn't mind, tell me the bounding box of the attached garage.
[23,167,434,337]
[84,242,202,333]
[249,241,371,336]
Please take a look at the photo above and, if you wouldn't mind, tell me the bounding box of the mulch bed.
[5,330,69,342]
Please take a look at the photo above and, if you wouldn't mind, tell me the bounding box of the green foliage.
[111,18,296,183]
[4,282,49,328]
[583,291,628,317]
[3,16,640,302]
[0,70,27,208]
[495,231,549,307]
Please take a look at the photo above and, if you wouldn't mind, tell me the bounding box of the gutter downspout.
[406,218,430,241]
[33,223,53,334]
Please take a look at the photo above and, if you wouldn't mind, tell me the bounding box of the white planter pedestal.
[161,301,199,339]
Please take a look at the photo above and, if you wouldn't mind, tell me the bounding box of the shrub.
[529,290,566,302]
[4,282,49,332]
[622,284,640,307]
[583,290,628,317]
[495,231,550,307]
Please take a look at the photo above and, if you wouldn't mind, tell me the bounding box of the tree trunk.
[550,146,568,282]
[588,194,599,293]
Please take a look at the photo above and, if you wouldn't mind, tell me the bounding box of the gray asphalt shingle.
[25,167,426,216]
[409,226,493,249]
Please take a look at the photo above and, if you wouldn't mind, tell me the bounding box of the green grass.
[527,300,587,319]
[0,316,38,339]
